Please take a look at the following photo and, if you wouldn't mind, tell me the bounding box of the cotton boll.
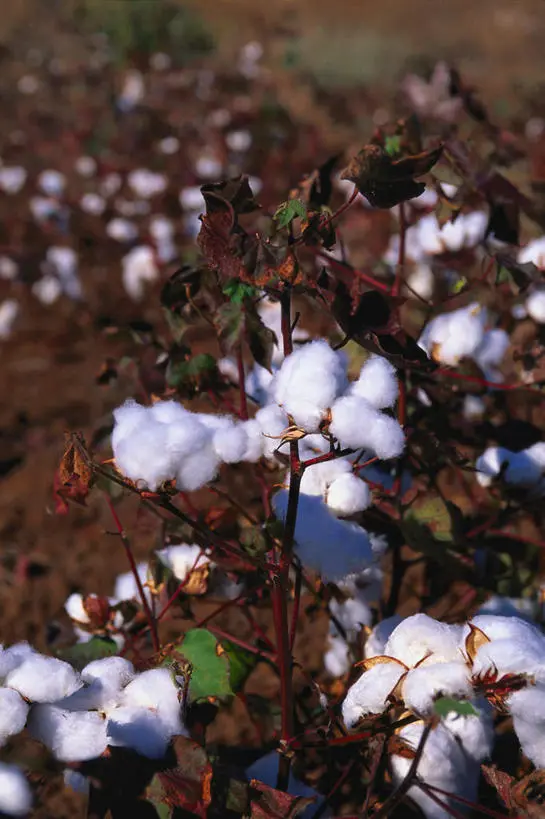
[179,186,204,211]
[402,663,472,716]
[472,639,545,680]
[477,594,536,621]
[385,614,463,667]
[419,303,487,366]
[406,262,434,299]
[106,218,138,243]
[0,644,35,680]
[475,446,511,486]
[245,364,274,405]
[38,170,65,197]
[106,705,173,758]
[127,169,167,199]
[273,490,373,582]
[114,421,172,489]
[195,154,223,180]
[0,689,29,745]
[519,237,545,269]
[324,635,351,677]
[100,173,122,198]
[526,287,545,324]
[0,166,27,194]
[242,419,264,462]
[330,596,372,640]
[0,763,32,816]
[46,247,81,300]
[28,706,107,761]
[273,340,347,432]
[474,328,509,382]
[509,686,545,766]
[351,356,398,409]
[64,593,90,624]
[122,245,159,301]
[343,662,406,726]
[75,156,97,177]
[255,403,290,459]
[157,544,209,582]
[326,473,371,516]
[475,447,542,488]
[365,616,404,659]
[82,657,135,691]
[122,668,183,734]
[329,396,404,459]
[6,655,81,702]
[463,395,485,420]
[149,400,188,425]
[470,613,545,646]
[417,212,486,255]
[114,563,148,603]
[226,130,252,153]
[32,274,62,305]
[158,136,180,155]
[80,192,106,215]
[299,458,351,498]
[0,299,20,340]
[118,69,145,111]
[176,444,220,491]
[212,422,249,463]
[112,399,151,447]
[0,256,18,280]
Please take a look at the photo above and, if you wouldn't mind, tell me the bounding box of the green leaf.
[57,637,118,671]
[167,353,217,388]
[223,279,259,304]
[215,302,245,352]
[384,135,402,157]
[173,628,233,703]
[221,639,258,692]
[273,199,307,229]
[405,496,453,543]
[434,697,478,718]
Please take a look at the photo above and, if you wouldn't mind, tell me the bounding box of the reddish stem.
[391,201,406,296]
[329,186,360,223]
[104,495,160,653]
[207,625,275,661]
[289,561,302,652]
[435,367,544,394]
[313,248,390,293]
[156,549,206,621]
[420,782,511,818]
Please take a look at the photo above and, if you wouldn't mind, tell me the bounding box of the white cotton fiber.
[385,613,463,667]
[157,544,209,582]
[122,668,182,729]
[330,596,372,639]
[0,299,20,340]
[273,490,373,582]
[212,422,249,463]
[526,286,545,324]
[402,663,472,716]
[242,419,264,462]
[176,444,220,491]
[64,593,90,624]
[28,706,108,761]
[114,421,171,489]
[329,396,404,459]
[106,705,174,759]
[0,643,35,680]
[0,763,32,816]
[255,404,290,459]
[510,686,545,767]
[419,303,487,366]
[519,237,545,270]
[82,657,135,691]
[299,458,351,499]
[474,328,509,382]
[107,217,138,243]
[326,473,371,516]
[342,661,406,726]
[365,616,404,659]
[6,655,81,702]
[122,246,159,301]
[114,563,149,603]
[351,356,398,409]
[324,635,350,677]
[475,447,543,489]
[0,689,29,745]
[272,340,347,431]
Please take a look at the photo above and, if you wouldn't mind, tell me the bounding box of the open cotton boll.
[112,399,152,446]
[351,356,398,409]
[32,274,62,305]
[330,596,372,640]
[6,655,80,702]
[417,211,487,255]
[46,247,81,300]
[0,299,20,340]
[471,638,545,680]
[28,706,107,761]
[179,186,205,211]
[82,657,134,691]
[329,396,405,459]
[402,663,473,716]
[272,340,347,431]
[255,404,290,459]
[242,419,264,462]
[463,394,486,420]
[324,635,351,677]
[273,490,373,582]
[365,616,404,659]
[106,705,174,759]
[469,613,545,646]
[509,686,545,766]
[157,544,209,582]
[475,446,543,488]
[526,286,545,324]
[122,245,159,301]
[121,668,184,735]
[114,563,148,603]
[299,458,351,499]
[0,689,29,745]
[518,237,545,269]
[114,421,172,489]
[419,303,487,365]
[195,154,223,180]
[385,614,463,667]
[75,156,97,177]
[158,136,180,155]
[212,422,249,463]
[106,217,138,243]
[80,192,106,215]
[406,262,435,299]
[176,444,220,491]
[64,593,91,624]
[246,751,328,819]
[0,644,35,680]
[0,763,32,817]
[38,169,65,197]
[127,169,167,199]
[343,661,406,726]
[118,69,145,111]
[326,473,371,516]
[473,328,509,382]
[0,166,27,194]
[0,256,18,281]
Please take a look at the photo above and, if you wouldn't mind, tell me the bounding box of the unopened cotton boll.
[402,663,472,716]
[0,166,27,194]
[526,286,545,324]
[157,544,209,582]
[385,613,463,667]
[343,661,406,726]
[0,689,29,745]
[107,217,138,243]
[80,192,106,215]
[351,356,398,409]
[6,655,81,702]
[273,490,373,582]
[0,763,32,816]
[326,473,370,516]
[28,706,108,761]
[38,169,65,197]
[122,245,159,301]
[273,340,348,431]
[0,299,20,340]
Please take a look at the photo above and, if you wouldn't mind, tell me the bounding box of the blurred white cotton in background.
[0,763,32,816]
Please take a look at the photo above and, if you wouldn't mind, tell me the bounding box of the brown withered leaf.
[291,154,340,210]
[511,769,545,818]
[481,765,515,812]
[341,144,443,209]
[200,176,261,216]
[465,623,490,664]
[249,779,315,818]
[494,251,541,294]
[59,432,93,489]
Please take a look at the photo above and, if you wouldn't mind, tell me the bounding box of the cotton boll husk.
[0,762,32,816]
[385,613,463,666]
[0,689,29,744]
[324,635,351,677]
[526,287,545,323]
[176,444,220,491]
[6,656,81,702]
[28,706,107,761]
[326,473,371,516]
[365,615,405,658]
[342,662,406,726]
[272,340,347,431]
[351,356,398,409]
[246,752,328,819]
[273,490,372,582]
[157,544,209,582]
[402,662,473,716]
[471,639,545,680]
[106,705,174,759]
[212,422,249,463]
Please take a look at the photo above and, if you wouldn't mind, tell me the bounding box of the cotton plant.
[0,166,27,194]
[0,299,20,340]
[127,169,168,199]
[475,442,545,494]
[121,245,159,301]
[0,763,32,817]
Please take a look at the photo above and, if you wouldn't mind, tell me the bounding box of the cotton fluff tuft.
[326,473,370,516]
[526,286,545,324]
[212,422,249,463]
[418,303,487,366]
[384,613,463,667]
[329,395,404,459]
[351,356,398,409]
[122,246,159,301]
[0,643,35,680]
[6,655,81,702]
[475,445,544,490]
[342,662,406,726]
[0,299,20,340]
[273,490,372,582]
[402,662,473,716]
[272,340,347,431]
[365,616,404,659]
[324,636,351,678]
[156,544,210,582]
[28,706,107,761]
[0,689,29,745]
[0,763,32,817]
